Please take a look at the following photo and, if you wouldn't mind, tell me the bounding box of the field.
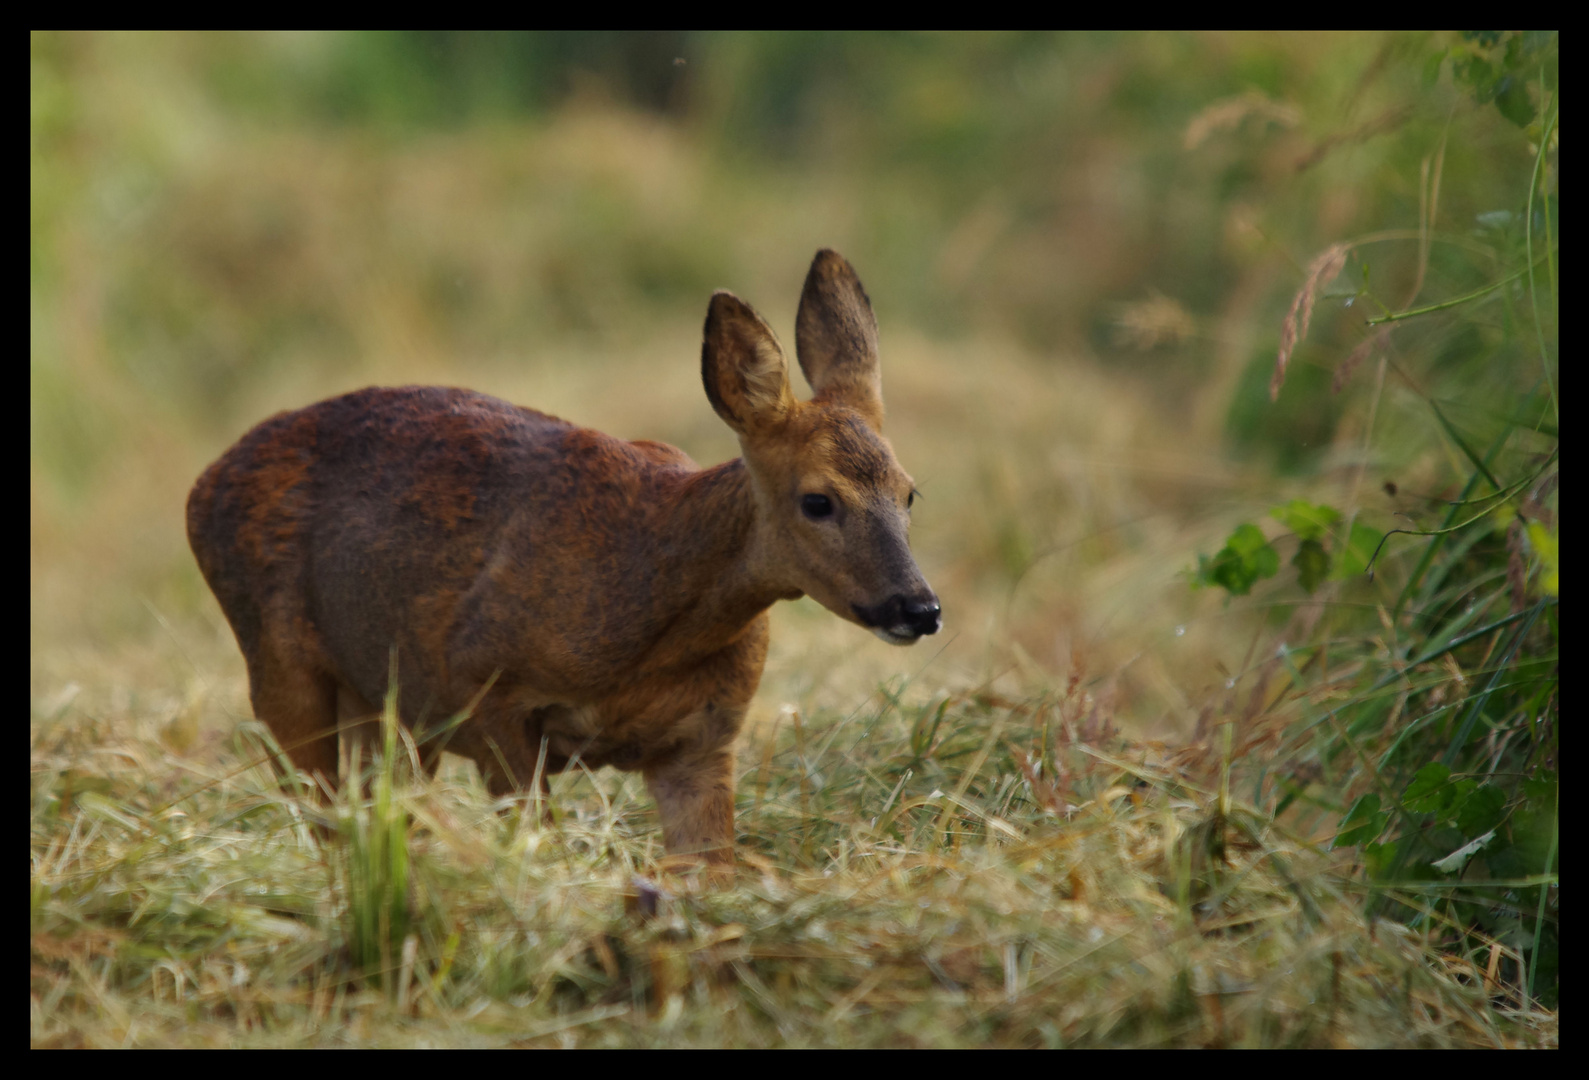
[32,32,1557,1046]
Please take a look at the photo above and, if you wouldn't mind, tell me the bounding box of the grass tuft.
[336,673,416,997]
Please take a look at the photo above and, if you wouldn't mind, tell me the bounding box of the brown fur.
[187,249,939,866]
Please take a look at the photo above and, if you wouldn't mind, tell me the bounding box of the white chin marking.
[872,627,920,646]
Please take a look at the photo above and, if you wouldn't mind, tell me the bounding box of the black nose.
[902,598,942,636]
[853,593,943,637]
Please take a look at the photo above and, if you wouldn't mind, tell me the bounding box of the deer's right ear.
[795,249,883,429]
[702,291,795,437]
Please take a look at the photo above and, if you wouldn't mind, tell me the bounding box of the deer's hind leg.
[245,644,340,795]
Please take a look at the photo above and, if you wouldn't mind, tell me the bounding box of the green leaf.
[1207,548,1258,595]
[1271,499,1341,542]
[1448,777,1478,812]
[1255,542,1280,579]
[1293,538,1331,593]
[1227,522,1269,556]
[1452,55,1493,100]
[1193,522,1281,596]
[1402,762,1452,815]
[1334,793,1387,848]
[1494,76,1535,126]
[1456,783,1506,837]
[1523,774,1557,804]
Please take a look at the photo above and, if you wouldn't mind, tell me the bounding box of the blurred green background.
[30,31,1552,736]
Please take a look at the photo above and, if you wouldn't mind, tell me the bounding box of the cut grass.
[30,665,1555,1048]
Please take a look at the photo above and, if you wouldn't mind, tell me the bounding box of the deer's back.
[187,385,702,712]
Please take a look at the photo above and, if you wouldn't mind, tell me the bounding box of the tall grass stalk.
[336,664,414,998]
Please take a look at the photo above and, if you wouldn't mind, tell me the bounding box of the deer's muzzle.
[853,592,942,645]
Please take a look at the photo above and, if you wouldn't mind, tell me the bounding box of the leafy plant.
[1191,500,1371,597]
[1192,31,1558,1009]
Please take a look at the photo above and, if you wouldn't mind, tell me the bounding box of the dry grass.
[30,662,1555,1048]
[1272,243,1350,401]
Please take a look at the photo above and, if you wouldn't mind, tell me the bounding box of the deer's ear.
[702,291,795,437]
[795,249,883,430]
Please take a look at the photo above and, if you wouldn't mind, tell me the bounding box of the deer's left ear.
[702,290,796,437]
[795,249,883,430]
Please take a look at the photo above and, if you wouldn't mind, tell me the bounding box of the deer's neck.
[644,458,793,666]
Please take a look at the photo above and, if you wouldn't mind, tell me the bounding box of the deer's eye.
[907,489,916,510]
[801,494,834,519]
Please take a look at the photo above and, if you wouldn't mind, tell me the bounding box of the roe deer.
[187,249,940,866]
